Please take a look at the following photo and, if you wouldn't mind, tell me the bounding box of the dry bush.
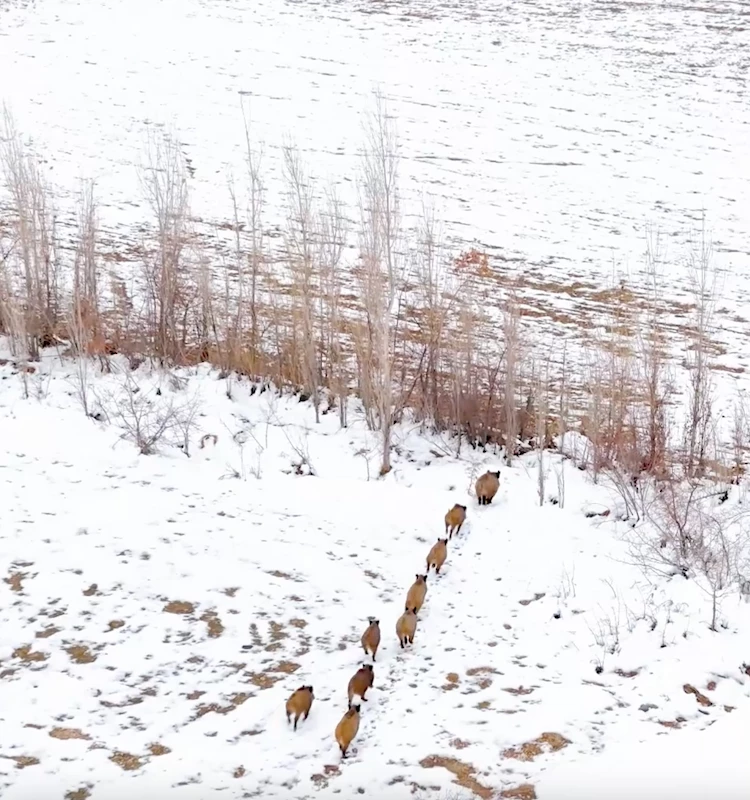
[97,374,201,455]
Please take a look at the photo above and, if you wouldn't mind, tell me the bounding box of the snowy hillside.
[1,354,749,799]
[1,0,750,367]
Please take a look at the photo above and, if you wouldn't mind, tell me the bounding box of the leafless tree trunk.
[357,89,405,475]
[139,128,191,364]
[684,214,719,478]
[503,289,520,463]
[282,143,321,421]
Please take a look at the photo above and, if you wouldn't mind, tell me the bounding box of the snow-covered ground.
[1,353,749,798]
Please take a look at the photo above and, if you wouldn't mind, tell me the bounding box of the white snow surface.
[1,353,750,798]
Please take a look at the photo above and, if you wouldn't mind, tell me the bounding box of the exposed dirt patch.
[13,645,48,663]
[49,727,90,741]
[107,620,125,631]
[247,660,300,689]
[501,785,537,800]
[684,683,713,707]
[289,618,307,628]
[100,696,143,709]
[82,584,99,597]
[201,610,224,638]
[503,685,535,695]
[109,751,144,771]
[658,718,686,729]
[5,571,27,592]
[311,764,342,789]
[614,668,640,678]
[707,680,717,691]
[450,738,471,750]
[519,592,546,606]
[164,600,195,614]
[194,692,252,718]
[223,587,240,597]
[65,789,91,800]
[503,732,571,762]
[148,743,171,756]
[267,570,304,582]
[35,626,61,639]
[442,672,460,690]
[66,645,97,664]
[4,755,40,768]
[419,755,493,799]
[233,766,246,778]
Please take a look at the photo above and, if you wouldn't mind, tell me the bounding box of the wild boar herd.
[285,469,502,758]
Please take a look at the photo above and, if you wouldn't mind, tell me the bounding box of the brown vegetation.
[0,99,737,488]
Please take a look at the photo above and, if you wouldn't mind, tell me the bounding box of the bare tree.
[139,127,191,364]
[683,214,719,478]
[502,288,520,463]
[356,89,406,475]
[282,142,321,421]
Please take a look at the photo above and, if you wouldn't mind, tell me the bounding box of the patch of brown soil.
[194,692,252,719]
[289,618,307,628]
[442,672,460,690]
[706,680,717,691]
[614,668,640,678]
[66,645,97,664]
[163,600,195,614]
[5,572,27,592]
[311,764,342,789]
[519,592,546,606]
[65,789,90,800]
[201,610,224,638]
[467,666,501,677]
[267,570,304,582]
[684,683,713,707]
[107,620,125,631]
[247,660,300,689]
[4,755,40,768]
[49,727,90,741]
[501,785,537,800]
[503,686,535,695]
[223,587,240,597]
[503,732,571,762]
[109,751,143,771]
[35,627,61,639]
[100,696,143,709]
[233,766,246,778]
[13,645,48,663]
[419,755,493,799]
[82,584,99,596]
[450,738,471,750]
[658,718,686,729]
[148,743,171,756]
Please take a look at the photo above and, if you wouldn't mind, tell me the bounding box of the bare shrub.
[139,127,192,364]
[98,375,201,455]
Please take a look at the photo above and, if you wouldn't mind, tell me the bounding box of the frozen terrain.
[1,354,749,798]
[1,0,750,360]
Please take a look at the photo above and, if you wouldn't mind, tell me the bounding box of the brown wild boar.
[444,503,467,538]
[405,573,428,614]
[347,663,374,707]
[475,470,501,505]
[361,617,381,661]
[335,703,360,758]
[426,537,448,574]
[396,607,418,648]
[285,685,314,731]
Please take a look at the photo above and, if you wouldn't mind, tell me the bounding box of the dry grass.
[163,600,195,614]
[107,620,125,631]
[503,732,571,762]
[49,727,90,741]
[13,645,48,663]
[65,645,97,664]
[4,571,27,592]
[65,789,91,800]
[148,743,171,756]
[4,755,40,768]
[419,755,493,799]
[684,683,713,707]
[35,626,61,639]
[201,610,225,638]
[82,584,99,596]
[109,751,144,771]
[501,784,537,799]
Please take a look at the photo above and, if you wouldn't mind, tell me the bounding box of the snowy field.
[1,0,750,363]
[1,354,749,798]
